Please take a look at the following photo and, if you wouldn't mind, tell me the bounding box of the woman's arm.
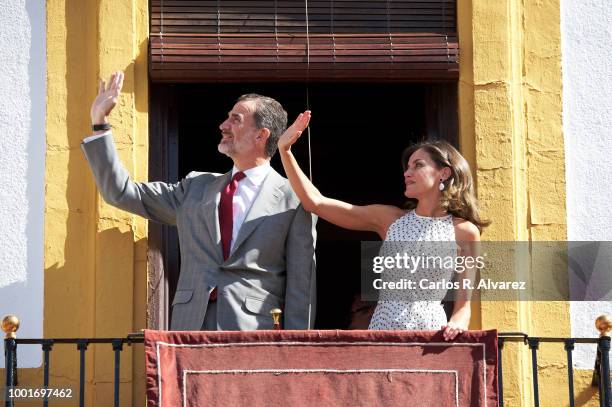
[278,111,403,239]
[442,219,481,340]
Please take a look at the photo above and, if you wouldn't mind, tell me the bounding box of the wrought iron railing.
[498,328,612,407]
[2,315,143,407]
[3,314,611,407]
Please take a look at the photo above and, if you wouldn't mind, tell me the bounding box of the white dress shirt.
[229,163,271,249]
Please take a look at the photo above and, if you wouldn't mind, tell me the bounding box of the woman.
[278,111,489,340]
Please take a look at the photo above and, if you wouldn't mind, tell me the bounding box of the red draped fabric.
[145,329,498,407]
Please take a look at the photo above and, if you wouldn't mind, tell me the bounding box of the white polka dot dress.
[368,210,457,330]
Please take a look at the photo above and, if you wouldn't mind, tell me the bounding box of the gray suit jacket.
[81,134,317,330]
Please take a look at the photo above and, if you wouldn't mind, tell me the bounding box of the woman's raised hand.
[278,111,311,153]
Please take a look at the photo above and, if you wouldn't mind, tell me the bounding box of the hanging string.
[160,0,164,62]
[442,0,450,67]
[216,0,221,63]
[331,0,336,64]
[304,0,313,182]
[387,0,393,64]
[274,0,279,64]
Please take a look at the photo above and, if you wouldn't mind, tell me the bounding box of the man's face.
[218,100,260,159]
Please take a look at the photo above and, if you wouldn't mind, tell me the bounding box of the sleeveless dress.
[368,209,457,330]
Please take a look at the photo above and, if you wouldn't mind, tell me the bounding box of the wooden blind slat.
[150,0,458,82]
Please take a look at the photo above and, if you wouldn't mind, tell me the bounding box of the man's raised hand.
[278,111,311,153]
[90,71,124,125]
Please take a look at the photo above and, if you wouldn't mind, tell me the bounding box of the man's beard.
[218,135,235,156]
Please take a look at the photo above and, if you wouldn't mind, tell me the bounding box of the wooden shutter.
[150,1,458,82]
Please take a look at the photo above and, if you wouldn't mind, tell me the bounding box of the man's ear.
[257,127,271,143]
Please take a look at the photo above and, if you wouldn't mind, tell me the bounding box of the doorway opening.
[149,82,457,329]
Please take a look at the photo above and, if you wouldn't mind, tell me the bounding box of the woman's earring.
[439,179,445,191]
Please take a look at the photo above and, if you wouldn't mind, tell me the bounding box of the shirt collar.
[231,162,272,187]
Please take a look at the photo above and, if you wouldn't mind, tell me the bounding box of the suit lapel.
[201,171,231,262]
[229,169,285,258]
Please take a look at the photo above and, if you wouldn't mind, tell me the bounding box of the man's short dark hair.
[237,93,288,157]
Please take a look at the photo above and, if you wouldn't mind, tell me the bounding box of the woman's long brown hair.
[402,140,491,234]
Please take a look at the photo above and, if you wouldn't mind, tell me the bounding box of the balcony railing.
[3,314,611,407]
[498,327,612,407]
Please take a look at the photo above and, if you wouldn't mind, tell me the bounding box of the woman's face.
[403,148,447,199]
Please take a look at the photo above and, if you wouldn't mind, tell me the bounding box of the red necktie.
[210,171,245,302]
[219,171,246,260]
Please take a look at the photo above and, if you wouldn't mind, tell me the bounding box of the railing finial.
[2,315,19,339]
[270,308,282,330]
[595,314,612,336]
[596,314,612,337]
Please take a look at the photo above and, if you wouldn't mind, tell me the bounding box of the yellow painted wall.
[4,0,600,406]
[10,0,150,405]
[458,0,598,405]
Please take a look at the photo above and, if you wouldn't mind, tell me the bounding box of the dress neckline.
[411,209,452,220]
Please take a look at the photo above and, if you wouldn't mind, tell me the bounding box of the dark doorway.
[149,82,457,329]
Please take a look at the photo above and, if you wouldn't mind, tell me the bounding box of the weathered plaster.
[0,0,45,368]
[561,0,612,370]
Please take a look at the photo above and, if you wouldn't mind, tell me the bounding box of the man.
[82,71,316,330]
